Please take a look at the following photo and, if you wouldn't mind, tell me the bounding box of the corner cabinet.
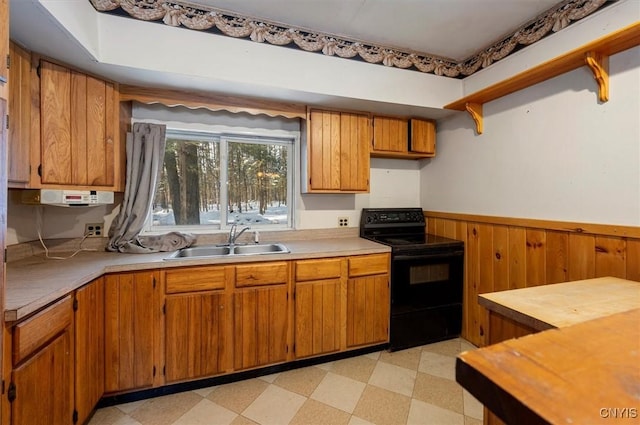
[371,116,436,159]
[302,109,370,193]
[7,47,126,191]
[104,271,164,393]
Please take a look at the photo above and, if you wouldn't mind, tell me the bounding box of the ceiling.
[187,0,562,62]
[8,0,602,118]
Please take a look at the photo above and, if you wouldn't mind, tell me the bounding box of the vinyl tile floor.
[89,338,483,425]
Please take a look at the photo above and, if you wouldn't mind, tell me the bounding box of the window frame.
[141,123,296,234]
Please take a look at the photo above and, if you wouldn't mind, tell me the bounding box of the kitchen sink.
[232,243,289,255]
[165,243,289,260]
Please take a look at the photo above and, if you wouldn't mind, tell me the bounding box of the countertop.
[457,308,640,425]
[478,276,640,331]
[6,237,390,322]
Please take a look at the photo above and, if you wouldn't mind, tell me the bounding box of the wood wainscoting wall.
[424,211,640,347]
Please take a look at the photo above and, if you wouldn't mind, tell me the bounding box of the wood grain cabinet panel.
[7,41,31,187]
[0,0,7,99]
[165,292,228,382]
[9,295,74,425]
[372,115,408,152]
[348,254,389,278]
[409,119,436,155]
[234,284,289,370]
[75,278,105,425]
[235,262,288,288]
[39,59,120,189]
[165,265,226,294]
[11,329,73,425]
[104,271,163,393]
[305,109,370,193]
[294,278,341,358]
[346,274,389,347]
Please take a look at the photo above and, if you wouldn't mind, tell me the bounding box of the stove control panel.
[361,208,425,226]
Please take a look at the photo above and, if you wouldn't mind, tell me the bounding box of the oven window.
[409,263,450,285]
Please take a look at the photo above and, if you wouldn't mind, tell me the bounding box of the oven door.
[391,250,464,310]
[389,249,464,351]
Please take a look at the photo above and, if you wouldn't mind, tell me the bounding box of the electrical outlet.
[85,222,105,238]
[338,217,349,227]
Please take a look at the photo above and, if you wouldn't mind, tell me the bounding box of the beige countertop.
[478,276,640,331]
[6,237,390,322]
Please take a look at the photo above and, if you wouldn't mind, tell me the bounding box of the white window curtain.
[107,122,196,253]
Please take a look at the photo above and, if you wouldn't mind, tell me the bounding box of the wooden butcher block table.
[457,277,640,425]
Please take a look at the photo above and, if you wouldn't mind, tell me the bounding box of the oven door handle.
[393,251,464,261]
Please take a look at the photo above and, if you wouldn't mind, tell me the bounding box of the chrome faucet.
[228,223,251,245]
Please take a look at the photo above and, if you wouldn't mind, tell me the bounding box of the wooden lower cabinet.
[104,271,163,393]
[75,278,105,425]
[9,296,74,425]
[346,275,390,347]
[234,284,289,370]
[293,258,343,358]
[165,292,229,382]
[346,254,390,348]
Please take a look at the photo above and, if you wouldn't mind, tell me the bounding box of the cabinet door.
[372,116,408,152]
[40,60,72,185]
[12,329,73,425]
[7,41,31,187]
[75,278,105,425]
[234,285,288,370]
[165,292,228,382]
[340,112,370,192]
[40,60,117,187]
[346,275,390,347]
[295,279,341,358]
[104,271,163,392]
[308,109,341,191]
[0,0,8,99]
[410,119,436,155]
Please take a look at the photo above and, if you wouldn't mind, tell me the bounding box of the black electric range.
[360,208,464,351]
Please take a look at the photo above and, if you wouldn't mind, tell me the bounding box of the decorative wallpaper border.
[89,0,609,78]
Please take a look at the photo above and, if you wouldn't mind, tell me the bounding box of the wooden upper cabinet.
[7,41,31,187]
[371,115,436,159]
[40,60,119,188]
[409,119,436,155]
[305,109,370,193]
[0,0,8,99]
[372,116,408,152]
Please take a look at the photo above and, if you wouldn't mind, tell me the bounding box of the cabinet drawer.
[348,254,389,277]
[165,266,227,294]
[236,262,288,287]
[295,258,342,282]
[13,295,74,364]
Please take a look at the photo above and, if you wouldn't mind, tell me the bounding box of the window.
[149,129,294,232]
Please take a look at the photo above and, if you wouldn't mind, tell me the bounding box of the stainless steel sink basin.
[167,245,231,259]
[165,243,289,260]
[233,243,289,255]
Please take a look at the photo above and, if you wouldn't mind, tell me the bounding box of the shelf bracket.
[585,51,609,102]
[465,102,483,135]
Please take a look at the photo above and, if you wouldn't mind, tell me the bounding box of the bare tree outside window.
[152,133,291,229]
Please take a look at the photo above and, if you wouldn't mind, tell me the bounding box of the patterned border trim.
[89,0,609,78]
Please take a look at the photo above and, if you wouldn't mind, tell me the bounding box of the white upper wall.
[421,45,640,226]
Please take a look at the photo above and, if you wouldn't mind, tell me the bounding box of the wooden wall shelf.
[444,22,640,134]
